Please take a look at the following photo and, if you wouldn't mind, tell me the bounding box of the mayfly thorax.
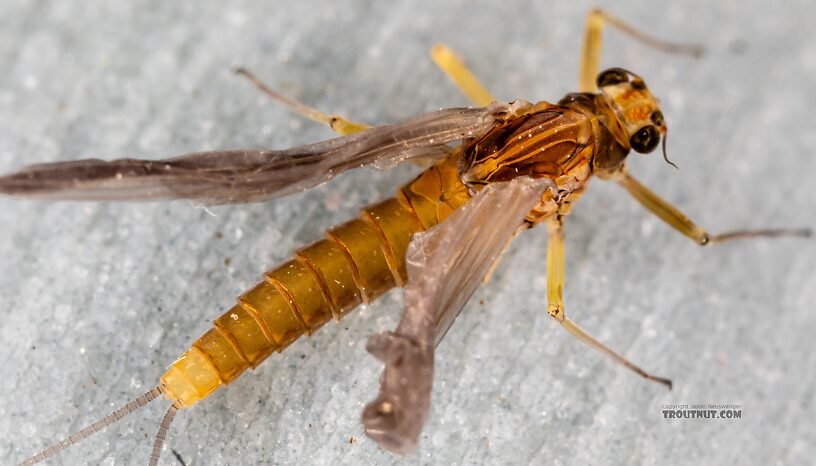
[2,9,810,466]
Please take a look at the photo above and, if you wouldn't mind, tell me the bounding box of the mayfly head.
[595,68,676,168]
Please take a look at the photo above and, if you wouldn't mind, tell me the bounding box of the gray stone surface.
[1,1,814,465]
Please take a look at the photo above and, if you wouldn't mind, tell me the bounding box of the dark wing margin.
[0,103,514,205]
[362,176,555,454]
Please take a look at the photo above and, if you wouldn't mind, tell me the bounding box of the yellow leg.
[430,44,496,107]
[579,9,705,92]
[616,171,812,245]
[546,218,672,389]
[234,67,370,136]
[481,224,531,284]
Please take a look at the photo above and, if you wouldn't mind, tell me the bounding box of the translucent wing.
[0,103,514,205]
[362,176,555,454]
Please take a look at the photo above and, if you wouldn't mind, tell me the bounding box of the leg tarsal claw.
[545,218,670,389]
[233,66,370,135]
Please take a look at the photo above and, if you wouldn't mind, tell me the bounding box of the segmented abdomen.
[160,155,470,408]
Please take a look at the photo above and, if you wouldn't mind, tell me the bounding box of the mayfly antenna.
[16,387,163,466]
[662,133,679,170]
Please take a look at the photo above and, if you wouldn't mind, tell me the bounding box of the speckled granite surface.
[1,1,814,465]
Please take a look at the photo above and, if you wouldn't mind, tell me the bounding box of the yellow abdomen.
[160,154,470,408]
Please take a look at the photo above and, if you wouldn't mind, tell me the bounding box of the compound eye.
[650,110,664,127]
[629,125,660,154]
[596,68,629,88]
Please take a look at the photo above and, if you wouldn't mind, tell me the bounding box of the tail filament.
[16,387,162,466]
[148,405,179,466]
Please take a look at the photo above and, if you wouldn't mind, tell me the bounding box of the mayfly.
[3,9,810,466]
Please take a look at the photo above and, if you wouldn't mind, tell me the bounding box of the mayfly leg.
[545,218,673,389]
[431,10,705,100]
[579,8,704,92]
[233,67,370,135]
[429,44,527,279]
[482,224,531,284]
[615,170,812,245]
[430,44,496,107]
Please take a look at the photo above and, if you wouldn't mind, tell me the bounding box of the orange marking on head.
[618,88,641,104]
[626,105,651,121]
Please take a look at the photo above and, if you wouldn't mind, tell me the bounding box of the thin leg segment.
[579,9,704,92]
[616,171,812,245]
[430,44,496,107]
[545,218,672,389]
[234,67,370,136]
[482,224,531,284]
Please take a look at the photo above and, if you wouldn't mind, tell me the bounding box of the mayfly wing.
[0,103,514,205]
[362,176,555,454]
